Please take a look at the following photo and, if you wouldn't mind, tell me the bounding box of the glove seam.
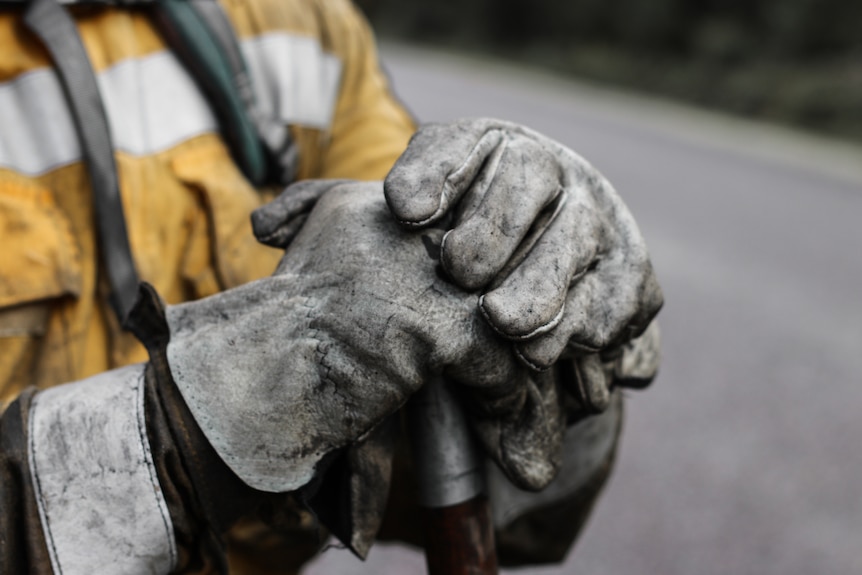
[513,345,551,373]
[479,294,565,342]
[395,129,504,228]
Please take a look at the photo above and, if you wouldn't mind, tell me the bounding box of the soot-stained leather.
[0,389,53,575]
[130,281,388,562]
[384,118,664,372]
[130,282,269,574]
[164,182,553,492]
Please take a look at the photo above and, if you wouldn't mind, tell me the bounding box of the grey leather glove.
[168,180,551,495]
[384,118,664,373]
[252,116,665,489]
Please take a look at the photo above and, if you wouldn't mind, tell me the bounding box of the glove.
[252,117,666,486]
[384,118,664,372]
[559,319,661,416]
[168,180,547,496]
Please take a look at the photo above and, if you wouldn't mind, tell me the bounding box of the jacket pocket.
[170,137,282,290]
[0,176,81,405]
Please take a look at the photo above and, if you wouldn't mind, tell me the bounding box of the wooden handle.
[422,495,498,575]
[408,377,499,575]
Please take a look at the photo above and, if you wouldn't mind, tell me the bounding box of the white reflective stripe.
[28,364,177,575]
[0,32,343,176]
[96,51,218,158]
[0,54,216,176]
[0,69,81,175]
[242,32,342,130]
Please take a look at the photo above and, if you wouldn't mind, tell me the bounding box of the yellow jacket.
[0,0,415,406]
[0,4,615,574]
[0,5,414,571]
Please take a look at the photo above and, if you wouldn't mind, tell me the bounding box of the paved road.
[306,44,862,575]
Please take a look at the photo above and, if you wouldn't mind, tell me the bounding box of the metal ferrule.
[408,376,485,508]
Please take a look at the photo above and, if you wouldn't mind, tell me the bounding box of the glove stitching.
[438,229,455,281]
[478,294,565,341]
[513,344,551,373]
[395,130,504,228]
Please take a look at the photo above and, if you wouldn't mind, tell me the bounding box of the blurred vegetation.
[358,0,862,142]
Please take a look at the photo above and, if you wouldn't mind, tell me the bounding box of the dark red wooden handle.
[422,495,498,575]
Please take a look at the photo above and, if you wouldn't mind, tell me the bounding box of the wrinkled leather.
[167,181,564,501]
[384,118,664,372]
[248,164,665,494]
[0,389,53,575]
[558,320,662,416]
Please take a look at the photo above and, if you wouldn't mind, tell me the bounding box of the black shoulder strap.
[19,0,297,327]
[24,0,140,326]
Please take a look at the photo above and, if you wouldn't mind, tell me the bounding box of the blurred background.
[306,2,862,574]
[361,0,862,144]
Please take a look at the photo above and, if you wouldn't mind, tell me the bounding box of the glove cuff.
[27,364,178,574]
[127,283,284,570]
[129,282,393,560]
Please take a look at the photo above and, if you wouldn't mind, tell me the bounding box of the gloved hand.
[383,118,664,373]
[252,120,665,490]
[168,180,547,497]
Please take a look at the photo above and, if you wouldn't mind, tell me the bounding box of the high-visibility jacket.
[0,2,620,574]
[0,2,414,572]
[0,0,415,407]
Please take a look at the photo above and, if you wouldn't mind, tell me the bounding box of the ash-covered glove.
[252,180,574,492]
[168,180,548,499]
[252,118,665,491]
[384,118,664,373]
[559,319,662,416]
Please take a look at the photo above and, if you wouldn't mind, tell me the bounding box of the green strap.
[152,0,269,186]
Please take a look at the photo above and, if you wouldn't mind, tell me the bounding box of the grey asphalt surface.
[305,44,862,575]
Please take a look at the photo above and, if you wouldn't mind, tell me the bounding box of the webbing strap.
[0,1,152,4]
[23,0,140,326]
[150,0,270,186]
[184,0,298,184]
[9,0,301,185]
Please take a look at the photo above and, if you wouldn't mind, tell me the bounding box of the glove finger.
[470,369,566,491]
[514,258,663,370]
[478,183,603,341]
[252,179,349,248]
[612,319,661,389]
[440,135,564,290]
[384,121,506,228]
[567,354,612,414]
[439,313,529,409]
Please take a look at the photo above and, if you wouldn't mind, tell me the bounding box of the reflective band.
[241,32,342,130]
[28,364,177,575]
[0,32,342,176]
[98,51,218,159]
[0,69,80,175]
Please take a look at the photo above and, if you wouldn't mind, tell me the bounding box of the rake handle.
[408,377,498,575]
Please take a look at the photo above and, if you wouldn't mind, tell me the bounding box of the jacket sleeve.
[0,286,281,575]
[219,0,415,181]
[312,0,417,181]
